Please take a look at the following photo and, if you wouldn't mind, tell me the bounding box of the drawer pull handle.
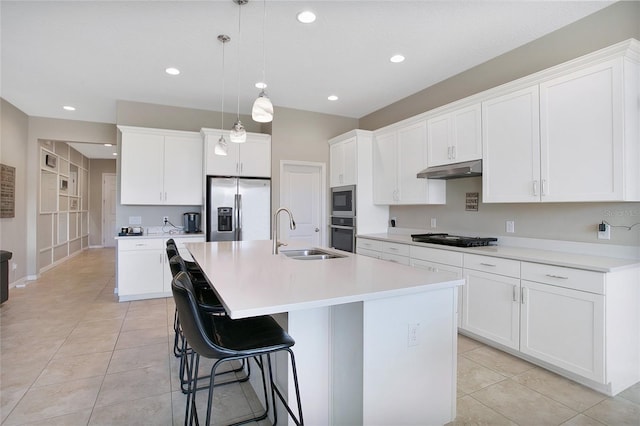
[545,274,568,280]
[480,263,496,267]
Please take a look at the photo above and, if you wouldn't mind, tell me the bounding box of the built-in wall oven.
[330,216,355,253]
[330,185,356,252]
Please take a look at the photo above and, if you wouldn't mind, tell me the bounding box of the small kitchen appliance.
[183,212,201,233]
[411,233,497,247]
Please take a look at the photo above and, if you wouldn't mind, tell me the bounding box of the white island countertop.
[185,239,464,319]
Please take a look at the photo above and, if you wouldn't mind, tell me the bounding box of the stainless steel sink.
[281,248,346,260]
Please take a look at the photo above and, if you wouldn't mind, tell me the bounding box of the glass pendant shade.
[214,135,228,156]
[252,91,274,123]
[230,120,247,143]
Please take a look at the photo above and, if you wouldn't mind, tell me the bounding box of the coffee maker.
[183,212,201,233]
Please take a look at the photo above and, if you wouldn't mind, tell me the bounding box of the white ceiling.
[1,1,614,158]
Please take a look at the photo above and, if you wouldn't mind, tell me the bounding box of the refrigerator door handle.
[236,193,242,241]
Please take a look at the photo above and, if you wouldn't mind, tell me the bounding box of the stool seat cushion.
[211,315,295,355]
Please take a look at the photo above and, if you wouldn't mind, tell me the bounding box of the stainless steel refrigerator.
[206,176,271,242]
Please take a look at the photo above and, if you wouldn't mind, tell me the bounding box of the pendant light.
[215,34,230,156]
[230,0,247,143]
[252,0,273,123]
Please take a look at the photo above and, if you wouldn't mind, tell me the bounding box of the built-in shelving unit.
[38,140,89,271]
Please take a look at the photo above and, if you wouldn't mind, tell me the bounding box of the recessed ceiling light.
[297,10,316,24]
[104,143,113,147]
[63,105,76,111]
[390,54,405,63]
[255,82,267,89]
[328,95,338,101]
[165,67,180,75]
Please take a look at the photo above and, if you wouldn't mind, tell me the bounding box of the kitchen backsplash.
[389,177,640,248]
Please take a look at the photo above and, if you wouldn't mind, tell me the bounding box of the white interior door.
[102,173,117,247]
[280,161,326,246]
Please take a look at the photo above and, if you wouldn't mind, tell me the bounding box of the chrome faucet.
[272,207,296,254]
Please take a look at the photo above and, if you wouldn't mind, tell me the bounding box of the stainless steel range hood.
[417,160,482,180]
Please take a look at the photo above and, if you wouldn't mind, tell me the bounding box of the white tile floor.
[1,248,639,425]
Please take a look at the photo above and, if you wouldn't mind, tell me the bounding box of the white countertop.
[115,232,205,240]
[185,240,464,319]
[358,233,640,273]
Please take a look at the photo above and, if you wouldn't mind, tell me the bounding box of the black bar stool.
[172,271,304,426]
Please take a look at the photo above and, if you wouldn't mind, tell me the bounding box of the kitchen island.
[185,240,465,426]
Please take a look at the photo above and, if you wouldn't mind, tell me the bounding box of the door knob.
[315,228,320,232]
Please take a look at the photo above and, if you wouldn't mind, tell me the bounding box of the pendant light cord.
[221,38,226,134]
[236,3,242,121]
[261,0,266,86]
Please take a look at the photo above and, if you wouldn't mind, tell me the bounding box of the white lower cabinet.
[461,256,521,350]
[117,236,204,301]
[520,280,604,382]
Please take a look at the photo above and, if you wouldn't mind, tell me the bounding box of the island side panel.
[285,307,331,425]
[362,287,458,425]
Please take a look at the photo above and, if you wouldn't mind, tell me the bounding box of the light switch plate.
[506,220,515,233]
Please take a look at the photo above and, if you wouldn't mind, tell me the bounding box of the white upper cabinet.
[539,58,636,202]
[203,129,271,177]
[427,102,482,167]
[373,119,446,205]
[482,86,541,203]
[482,40,640,203]
[119,126,203,205]
[329,136,357,187]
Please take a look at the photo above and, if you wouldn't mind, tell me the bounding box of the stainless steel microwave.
[331,185,355,217]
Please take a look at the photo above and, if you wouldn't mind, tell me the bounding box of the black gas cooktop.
[411,233,497,247]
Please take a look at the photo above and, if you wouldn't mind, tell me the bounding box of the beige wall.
[360,1,640,130]
[88,159,116,246]
[1,99,29,284]
[359,1,640,248]
[26,117,117,275]
[270,107,358,211]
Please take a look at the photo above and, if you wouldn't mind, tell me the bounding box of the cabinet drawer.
[118,238,164,251]
[521,262,605,295]
[381,241,410,257]
[381,252,410,266]
[411,259,462,276]
[356,238,382,252]
[410,246,463,267]
[464,254,520,278]
[357,247,381,259]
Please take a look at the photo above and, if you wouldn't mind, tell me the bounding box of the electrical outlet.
[430,218,437,228]
[598,223,611,240]
[408,323,420,347]
[162,216,169,224]
[506,220,515,233]
[11,262,17,271]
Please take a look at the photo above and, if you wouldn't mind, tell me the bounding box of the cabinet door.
[540,59,623,201]
[372,130,398,204]
[329,142,345,187]
[164,134,203,205]
[482,86,541,203]
[239,136,271,177]
[341,137,357,186]
[452,103,482,163]
[462,269,520,349]
[120,132,164,204]
[396,120,428,204]
[520,280,604,382]
[118,250,164,297]
[206,133,240,176]
[426,114,452,167]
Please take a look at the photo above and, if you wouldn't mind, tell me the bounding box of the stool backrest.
[172,271,235,359]
[166,238,175,247]
[169,255,187,278]
[166,244,179,261]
